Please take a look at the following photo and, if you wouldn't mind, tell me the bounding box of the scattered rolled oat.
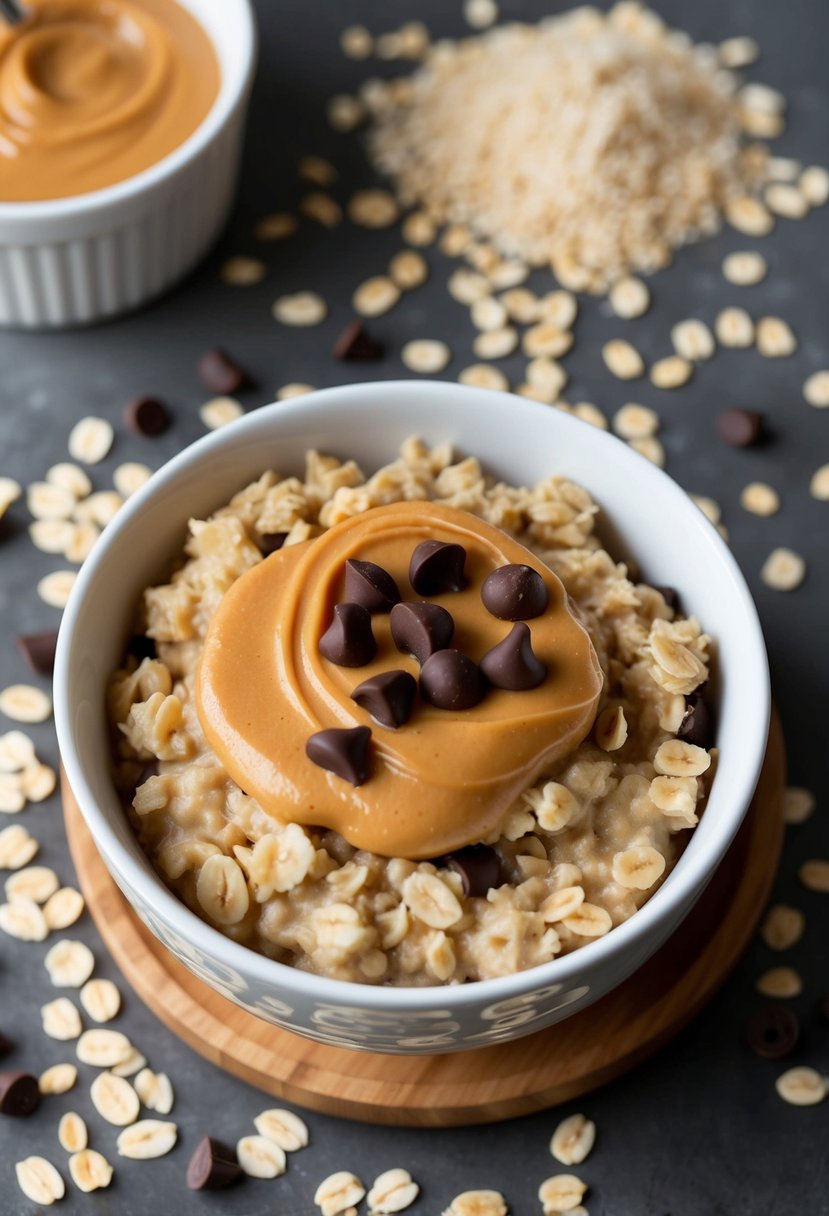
[389,249,429,290]
[526,357,568,400]
[58,1111,88,1153]
[473,297,508,333]
[718,35,759,68]
[442,1190,507,1216]
[402,211,437,246]
[784,787,815,825]
[464,0,498,29]
[254,212,298,242]
[68,417,114,465]
[761,904,805,950]
[671,319,715,362]
[725,196,774,236]
[348,188,399,228]
[253,1107,308,1151]
[800,165,829,207]
[300,192,343,228]
[69,1148,113,1193]
[237,1134,287,1179]
[761,548,806,591]
[740,482,780,516]
[0,729,35,772]
[340,24,373,59]
[220,256,266,286]
[27,481,76,520]
[775,1066,827,1107]
[37,570,77,609]
[6,865,58,904]
[691,494,721,525]
[353,276,401,317]
[91,1071,140,1126]
[41,997,82,1041]
[629,436,665,467]
[199,397,244,431]
[110,1048,147,1078]
[80,978,121,1023]
[117,1119,178,1159]
[458,365,509,391]
[0,825,39,869]
[550,1113,596,1166]
[571,402,607,430]
[327,93,366,133]
[0,899,48,941]
[803,371,829,408]
[603,339,644,380]
[538,1173,587,1214]
[609,275,650,318]
[43,887,84,930]
[756,316,797,358]
[722,251,767,285]
[0,475,22,518]
[715,306,755,348]
[315,1170,366,1216]
[113,462,152,499]
[29,518,75,555]
[447,267,491,305]
[765,183,809,219]
[650,355,692,389]
[613,404,659,440]
[810,464,829,501]
[39,1063,77,1095]
[367,1168,420,1213]
[0,684,52,724]
[15,1156,65,1205]
[76,1028,132,1068]
[135,1068,174,1115]
[757,967,803,999]
[298,154,338,186]
[401,339,451,374]
[46,940,95,988]
[473,327,518,361]
[540,290,578,329]
[272,291,327,327]
[798,860,829,893]
[276,383,315,400]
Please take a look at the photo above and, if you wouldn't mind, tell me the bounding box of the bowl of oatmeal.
[54,382,769,1053]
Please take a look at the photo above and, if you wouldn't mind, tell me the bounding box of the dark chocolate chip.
[123,396,171,437]
[197,348,250,395]
[747,1005,799,1059]
[409,540,467,596]
[390,601,454,665]
[420,649,486,710]
[716,407,764,448]
[127,634,157,661]
[479,622,547,691]
[186,1136,242,1191]
[0,1072,39,1117]
[446,845,502,897]
[481,564,549,621]
[345,559,401,614]
[258,531,288,556]
[332,320,384,361]
[0,1032,13,1059]
[16,629,58,676]
[306,726,372,785]
[319,603,376,667]
[352,670,417,729]
[652,584,680,613]
[678,697,714,749]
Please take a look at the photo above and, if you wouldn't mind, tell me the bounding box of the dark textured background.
[1,1,828,1212]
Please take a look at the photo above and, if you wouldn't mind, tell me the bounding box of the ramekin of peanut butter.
[0,0,255,326]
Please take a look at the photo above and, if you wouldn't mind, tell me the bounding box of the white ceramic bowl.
[54,382,770,1054]
[0,0,256,328]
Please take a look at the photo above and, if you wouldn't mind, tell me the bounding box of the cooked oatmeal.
[109,440,715,986]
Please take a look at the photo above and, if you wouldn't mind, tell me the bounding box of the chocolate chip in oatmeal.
[409,540,467,595]
[352,670,417,729]
[390,601,454,664]
[332,320,384,361]
[306,726,372,786]
[186,1136,242,1191]
[481,564,549,621]
[747,1005,800,1059]
[344,559,401,613]
[420,649,486,710]
[480,622,547,691]
[197,348,251,395]
[446,845,502,896]
[678,696,714,749]
[716,407,765,448]
[319,603,377,667]
[16,629,59,676]
[258,532,288,556]
[0,1072,40,1117]
[123,396,171,437]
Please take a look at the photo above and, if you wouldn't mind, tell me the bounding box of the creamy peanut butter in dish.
[0,0,219,201]
[109,441,716,986]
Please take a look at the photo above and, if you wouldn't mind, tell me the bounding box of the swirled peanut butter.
[0,0,219,201]
[197,501,604,859]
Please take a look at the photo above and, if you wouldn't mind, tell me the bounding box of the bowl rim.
[55,381,771,1011]
[0,0,257,222]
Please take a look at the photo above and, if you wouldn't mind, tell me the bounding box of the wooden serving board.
[62,716,784,1127]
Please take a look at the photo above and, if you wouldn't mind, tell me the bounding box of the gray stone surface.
[1,0,828,1212]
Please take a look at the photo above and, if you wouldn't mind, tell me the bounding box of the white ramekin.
[54,382,771,1054]
[0,0,256,328]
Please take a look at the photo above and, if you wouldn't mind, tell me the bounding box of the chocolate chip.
[0,1032,13,1059]
[319,603,376,667]
[409,540,467,596]
[127,634,157,661]
[16,629,58,676]
[446,845,502,897]
[352,670,417,729]
[479,622,547,691]
[481,564,549,621]
[716,407,764,448]
[678,696,714,749]
[0,1072,39,1117]
[390,601,454,664]
[333,320,384,361]
[258,531,288,556]
[747,1005,799,1059]
[651,584,680,612]
[123,395,171,436]
[197,348,250,395]
[306,726,371,785]
[186,1136,242,1191]
[344,559,401,614]
[420,649,486,711]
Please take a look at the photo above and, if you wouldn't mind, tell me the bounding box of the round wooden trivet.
[62,716,784,1127]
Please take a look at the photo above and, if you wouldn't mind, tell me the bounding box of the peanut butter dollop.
[197,502,604,859]
[0,0,219,201]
